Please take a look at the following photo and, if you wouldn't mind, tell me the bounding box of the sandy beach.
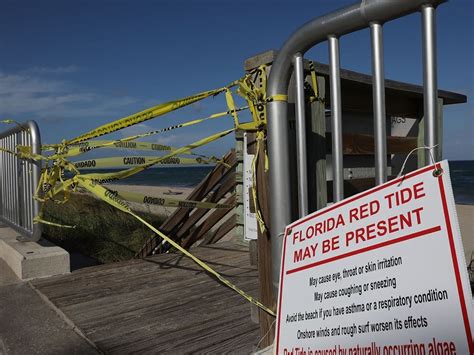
[457,204,474,266]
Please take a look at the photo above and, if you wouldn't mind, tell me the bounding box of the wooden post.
[244,52,278,348]
[255,133,276,348]
[307,76,327,212]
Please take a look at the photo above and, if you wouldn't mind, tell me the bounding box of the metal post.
[370,22,387,185]
[293,53,309,217]
[28,121,42,241]
[267,100,292,291]
[421,4,439,163]
[328,36,344,202]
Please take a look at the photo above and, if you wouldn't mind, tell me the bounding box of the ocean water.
[448,160,474,205]
[79,160,474,205]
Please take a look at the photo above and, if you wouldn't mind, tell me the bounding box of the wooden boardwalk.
[32,242,261,354]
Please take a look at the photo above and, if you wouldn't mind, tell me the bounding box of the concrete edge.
[0,225,70,280]
[28,282,103,354]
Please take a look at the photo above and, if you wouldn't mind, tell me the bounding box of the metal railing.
[267,0,445,291]
[0,121,42,241]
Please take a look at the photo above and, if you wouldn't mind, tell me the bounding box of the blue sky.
[1,0,472,160]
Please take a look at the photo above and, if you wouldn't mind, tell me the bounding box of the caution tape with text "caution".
[74,156,214,169]
[78,129,235,184]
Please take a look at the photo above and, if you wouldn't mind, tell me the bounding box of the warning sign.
[275,161,473,354]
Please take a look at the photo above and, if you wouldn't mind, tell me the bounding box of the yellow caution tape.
[75,178,275,316]
[236,66,267,129]
[52,106,248,160]
[34,215,76,228]
[77,129,235,183]
[62,140,177,152]
[308,61,324,103]
[0,119,23,127]
[309,61,319,99]
[105,189,233,209]
[66,82,239,145]
[73,156,213,169]
[7,74,279,316]
[266,94,288,102]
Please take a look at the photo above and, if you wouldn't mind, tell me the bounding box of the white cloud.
[0,72,65,95]
[0,70,137,122]
[21,65,79,75]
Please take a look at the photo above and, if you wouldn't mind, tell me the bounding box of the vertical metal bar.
[26,133,32,231]
[1,137,4,220]
[27,133,33,232]
[29,121,42,241]
[24,133,30,231]
[7,136,12,221]
[370,22,387,185]
[328,35,344,202]
[267,101,292,291]
[293,53,309,217]
[0,138,3,218]
[21,131,27,229]
[10,135,14,221]
[421,4,439,163]
[14,133,20,225]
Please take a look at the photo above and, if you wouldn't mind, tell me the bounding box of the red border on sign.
[275,163,473,354]
[438,171,474,353]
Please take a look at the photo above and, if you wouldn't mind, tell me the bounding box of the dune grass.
[42,193,167,264]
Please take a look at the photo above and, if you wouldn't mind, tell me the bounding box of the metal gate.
[0,121,42,241]
[267,0,445,290]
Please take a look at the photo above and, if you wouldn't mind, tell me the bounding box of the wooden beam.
[255,136,275,348]
[325,133,417,155]
[161,150,237,235]
[202,214,237,245]
[136,150,236,258]
[327,176,396,201]
[307,75,327,212]
[181,195,236,248]
[175,172,236,241]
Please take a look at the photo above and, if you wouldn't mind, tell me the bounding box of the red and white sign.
[275,161,473,354]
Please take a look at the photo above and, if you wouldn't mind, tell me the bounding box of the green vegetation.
[42,193,167,264]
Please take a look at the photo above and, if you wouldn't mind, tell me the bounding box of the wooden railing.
[135,150,237,258]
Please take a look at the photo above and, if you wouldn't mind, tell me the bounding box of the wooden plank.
[136,150,236,257]
[32,242,260,354]
[307,75,327,212]
[181,195,236,248]
[202,214,237,245]
[160,150,236,234]
[246,131,257,155]
[255,135,275,348]
[325,133,417,155]
[244,50,278,71]
[327,176,397,201]
[174,172,236,240]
